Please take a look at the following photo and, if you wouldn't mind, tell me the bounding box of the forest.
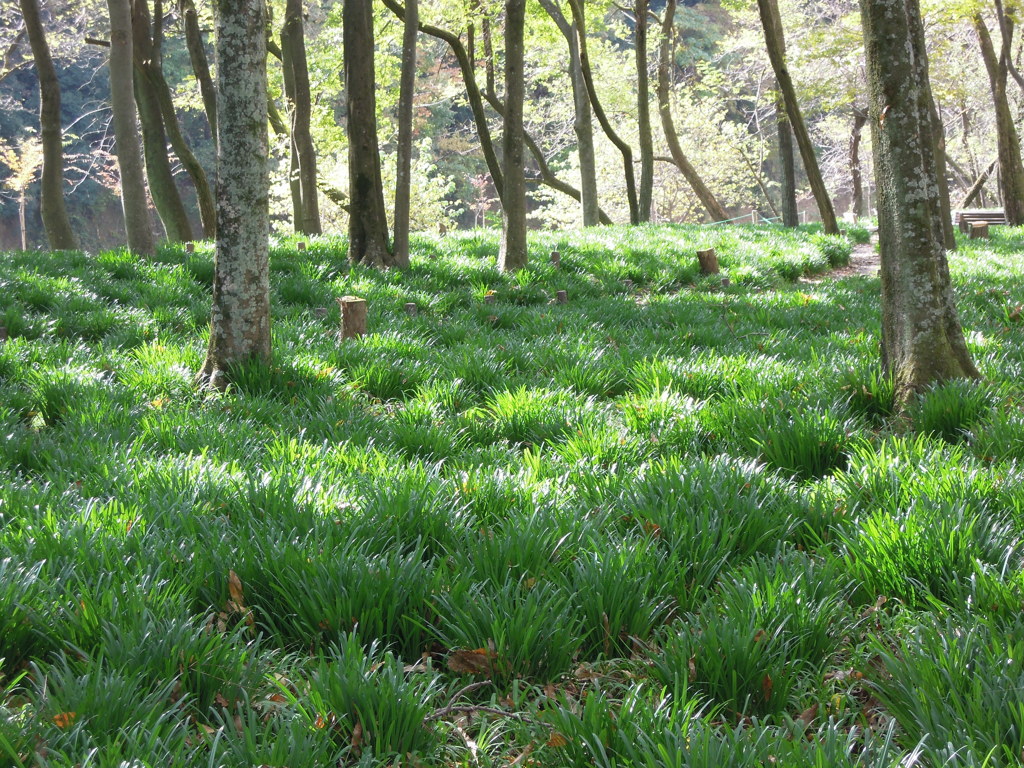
[2,0,1024,765]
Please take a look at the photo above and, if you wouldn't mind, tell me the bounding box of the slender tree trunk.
[19,193,27,250]
[850,108,867,218]
[345,0,394,267]
[757,0,839,234]
[975,9,1024,225]
[178,0,216,138]
[392,0,417,267]
[567,0,640,224]
[201,0,271,388]
[107,0,155,255]
[279,19,303,229]
[860,0,978,403]
[537,0,600,225]
[959,158,997,208]
[777,88,798,226]
[635,0,654,221]
[499,0,528,271]
[19,0,77,250]
[657,0,728,222]
[282,0,321,235]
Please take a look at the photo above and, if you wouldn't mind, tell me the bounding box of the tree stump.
[185,242,195,253]
[297,241,307,251]
[404,302,418,317]
[484,294,496,305]
[0,326,7,343]
[970,221,989,239]
[697,248,720,274]
[338,296,367,339]
[556,290,568,304]
[550,250,561,267]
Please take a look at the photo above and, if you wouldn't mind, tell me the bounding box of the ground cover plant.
[1,222,1023,766]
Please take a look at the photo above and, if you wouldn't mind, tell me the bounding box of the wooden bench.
[956,209,1006,234]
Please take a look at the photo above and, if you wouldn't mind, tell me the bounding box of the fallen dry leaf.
[761,674,773,701]
[447,648,495,676]
[546,731,569,748]
[52,711,76,729]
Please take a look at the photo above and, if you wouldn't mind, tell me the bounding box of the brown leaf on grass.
[688,656,696,677]
[447,648,495,676]
[226,570,254,628]
[52,711,76,728]
[753,629,768,643]
[351,721,363,750]
[823,669,863,682]
[797,703,818,727]
[546,731,569,748]
[761,674,773,701]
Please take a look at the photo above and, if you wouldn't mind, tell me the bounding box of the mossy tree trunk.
[281,0,321,236]
[392,0,417,267]
[777,88,799,227]
[850,108,867,218]
[178,0,217,138]
[19,0,77,250]
[635,0,653,222]
[498,0,527,272]
[860,0,979,403]
[200,0,271,388]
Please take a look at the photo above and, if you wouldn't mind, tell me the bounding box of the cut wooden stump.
[484,294,496,305]
[297,241,307,251]
[404,302,418,317]
[550,250,561,267]
[185,242,195,253]
[556,290,568,304]
[970,221,990,239]
[697,248,720,275]
[338,296,367,339]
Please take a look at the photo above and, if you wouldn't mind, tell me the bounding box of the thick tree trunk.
[777,88,798,227]
[860,0,979,403]
[281,0,321,236]
[178,0,217,138]
[635,0,654,221]
[498,0,528,272]
[201,0,271,388]
[975,10,1024,225]
[757,0,839,234]
[537,0,600,226]
[850,108,867,218]
[19,0,77,250]
[568,0,640,224]
[657,0,728,222]
[345,0,394,267]
[392,0,417,267]
[107,0,155,255]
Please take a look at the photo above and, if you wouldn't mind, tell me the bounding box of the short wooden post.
[556,290,568,304]
[185,242,195,253]
[959,218,970,234]
[697,248,720,275]
[550,250,561,267]
[338,296,367,339]
[404,302,418,317]
[484,293,496,305]
[970,221,989,239]
[297,241,307,251]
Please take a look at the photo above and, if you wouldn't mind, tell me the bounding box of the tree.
[19,0,77,250]
[860,0,979,401]
[200,0,271,388]
[634,0,654,222]
[756,0,839,234]
[498,0,527,272]
[106,0,155,255]
[345,0,394,267]
[392,0,417,267]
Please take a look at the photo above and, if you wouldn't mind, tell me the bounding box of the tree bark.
[537,0,600,226]
[635,0,654,221]
[860,0,979,403]
[567,0,640,224]
[178,0,217,138]
[850,108,867,218]
[345,0,394,267]
[107,0,155,255]
[392,0,417,267]
[201,0,271,388]
[281,0,321,235]
[958,158,997,208]
[19,0,77,250]
[657,0,729,222]
[498,0,528,271]
[756,0,839,234]
[975,8,1024,225]
[776,87,798,226]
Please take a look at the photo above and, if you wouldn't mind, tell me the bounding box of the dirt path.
[801,234,879,284]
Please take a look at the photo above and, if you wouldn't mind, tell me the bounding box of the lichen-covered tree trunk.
[178,0,217,138]
[345,0,395,267]
[657,0,728,223]
[498,0,527,272]
[635,0,653,222]
[392,0,417,267]
[200,0,271,388]
[860,0,979,403]
[282,0,321,236]
[777,88,798,227]
[107,0,155,255]
[850,108,867,218]
[19,0,77,250]
[757,0,838,234]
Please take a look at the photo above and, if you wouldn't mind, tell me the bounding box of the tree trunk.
[19,0,78,250]
[757,0,839,234]
[567,0,640,224]
[345,0,394,267]
[201,0,271,388]
[392,0,417,267]
[656,0,728,222]
[975,10,1024,225]
[106,0,155,255]
[850,108,867,218]
[958,158,997,208]
[777,87,798,227]
[635,0,653,221]
[860,0,979,403]
[281,0,321,235]
[132,0,193,242]
[178,0,216,138]
[537,0,600,226]
[499,0,528,271]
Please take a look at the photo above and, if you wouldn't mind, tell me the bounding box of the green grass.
[1,223,1023,765]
